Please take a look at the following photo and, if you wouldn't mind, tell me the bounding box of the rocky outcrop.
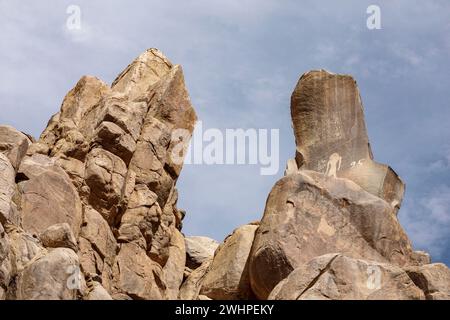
[290,71,404,212]
[185,236,219,269]
[0,48,196,300]
[404,263,450,300]
[1,56,449,300]
[246,70,450,300]
[199,224,257,300]
[268,254,424,300]
[248,170,417,299]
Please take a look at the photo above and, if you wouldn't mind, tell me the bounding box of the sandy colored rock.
[0,223,11,300]
[111,243,166,300]
[0,154,17,225]
[249,170,416,299]
[291,70,404,211]
[7,229,45,274]
[111,48,173,100]
[85,148,127,223]
[0,125,31,170]
[85,281,113,300]
[185,236,219,269]
[405,263,450,300]
[40,223,78,251]
[19,160,82,237]
[16,248,80,300]
[38,75,110,160]
[179,258,212,300]
[78,207,117,282]
[269,254,424,300]
[162,229,186,299]
[200,224,257,300]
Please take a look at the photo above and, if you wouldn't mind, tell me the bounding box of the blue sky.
[0,0,449,265]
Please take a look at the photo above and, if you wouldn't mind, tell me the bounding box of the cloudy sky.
[1,1,449,265]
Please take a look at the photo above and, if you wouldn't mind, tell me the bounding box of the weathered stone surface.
[405,263,450,300]
[92,121,136,165]
[291,70,404,211]
[162,229,186,299]
[16,248,80,300]
[179,258,212,300]
[111,243,166,300]
[0,48,199,301]
[0,154,17,225]
[269,254,424,300]
[40,223,78,251]
[249,170,416,299]
[200,224,257,300]
[19,157,82,237]
[85,281,113,300]
[7,229,45,274]
[85,148,127,223]
[0,223,11,299]
[0,125,31,170]
[78,207,117,283]
[111,48,173,100]
[38,75,110,160]
[185,236,219,269]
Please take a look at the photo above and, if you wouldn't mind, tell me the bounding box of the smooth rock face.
[185,236,219,269]
[269,254,424,300]
[249,170,416,299]
[291,70,404,211]
[200,225,257,300]
[16,248,80,300]
[405,263,450,300]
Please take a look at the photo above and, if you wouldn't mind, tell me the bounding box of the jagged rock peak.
[0,48,196,300]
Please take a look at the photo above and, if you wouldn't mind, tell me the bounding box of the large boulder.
[269,254,424,300]
[179,258,212,300]
[404,263,450,300]
[0,125,31,170]
[200,224,258,300]
[18,155,82,238]
[15,248,81,300]
[185,236,219,269]
[249,170,417,299]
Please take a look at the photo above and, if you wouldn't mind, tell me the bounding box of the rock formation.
[247,70,449,300]
[0,49,196,300]
[0,53,449,300]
